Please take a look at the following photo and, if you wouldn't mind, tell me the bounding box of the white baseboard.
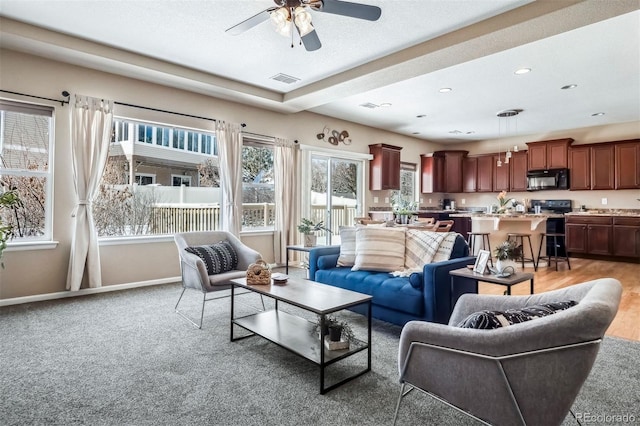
[0,277,181,307]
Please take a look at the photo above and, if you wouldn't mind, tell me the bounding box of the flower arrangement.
[390,191,417,215]
[494,240,522,261]
[496,190,514,213]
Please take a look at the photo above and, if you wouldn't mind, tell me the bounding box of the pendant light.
[496,109,522,167]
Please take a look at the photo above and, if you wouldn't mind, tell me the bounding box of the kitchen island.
[450,213,561,267]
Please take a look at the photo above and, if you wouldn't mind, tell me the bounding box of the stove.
[529,199,572,257]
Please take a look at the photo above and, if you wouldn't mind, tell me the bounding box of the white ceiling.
[1,0,639,144]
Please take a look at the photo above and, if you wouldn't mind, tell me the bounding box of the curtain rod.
[0,89,69,106]
[1,89,248,127]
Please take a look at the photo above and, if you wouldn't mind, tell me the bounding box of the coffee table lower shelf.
[234,310,367,364]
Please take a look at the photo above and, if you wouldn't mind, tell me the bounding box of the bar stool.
[537,233,571,271]
[506,233,537,271]
[467,232,493,267]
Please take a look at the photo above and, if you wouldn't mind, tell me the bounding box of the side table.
[285,244,339,274]
[449,267,534,304]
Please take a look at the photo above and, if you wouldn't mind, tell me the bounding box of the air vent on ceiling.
[270,73,300,84]
[359,102,379,109]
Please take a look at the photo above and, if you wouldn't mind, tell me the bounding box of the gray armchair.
[394,278,622,426]
[174,231,263,328]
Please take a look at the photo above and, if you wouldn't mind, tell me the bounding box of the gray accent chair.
[394,278,623,426]
[174,231,263,329]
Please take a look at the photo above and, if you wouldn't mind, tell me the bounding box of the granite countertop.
[565,211,640,217]
[450,213,565,219]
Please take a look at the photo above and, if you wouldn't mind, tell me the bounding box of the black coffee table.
[230,277,372,394]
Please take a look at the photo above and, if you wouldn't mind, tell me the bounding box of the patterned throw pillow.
[337,227,357,267]
[457,301,578,329]
[184,240,238,275]
[352,227,406,272]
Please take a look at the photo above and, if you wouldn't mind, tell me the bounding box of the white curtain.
[217,121,243,236]
[66,95,114,291]
[273,138,299,264]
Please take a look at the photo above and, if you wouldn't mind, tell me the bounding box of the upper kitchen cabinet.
[591,144,615,190]
[441,150,467,193]
[569,145,591,190]
[462,156,478,193]
[476,155,494,192]
[492,154,510,191]
[509,151,528,192]
[420,154,444,193]
[526,138,573,170]
[369,144,402,190]
[615,140,640,189]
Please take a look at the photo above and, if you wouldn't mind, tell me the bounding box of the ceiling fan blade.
[301,29,322,51]
[226,7,276,35]
[318,0,381,21]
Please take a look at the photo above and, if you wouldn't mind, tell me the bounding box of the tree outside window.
[242,141,274,230]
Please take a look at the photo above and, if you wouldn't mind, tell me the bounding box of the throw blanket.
[391,231,458,277]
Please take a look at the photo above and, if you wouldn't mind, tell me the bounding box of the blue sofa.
[308,234,477,326]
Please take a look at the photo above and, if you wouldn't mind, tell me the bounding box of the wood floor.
[477,257,640,342]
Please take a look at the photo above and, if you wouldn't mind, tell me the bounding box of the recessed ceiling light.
[379,102,392,108]
[448,130,462,134]
[439,88,452,93]
[514,68,531,75]
[592,112,605,116]
[416,114,427,118]
[561,84,578,90]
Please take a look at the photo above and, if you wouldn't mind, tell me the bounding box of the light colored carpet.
[0,277,638,425]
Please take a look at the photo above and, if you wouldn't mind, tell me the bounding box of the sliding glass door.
[309,154,363,245]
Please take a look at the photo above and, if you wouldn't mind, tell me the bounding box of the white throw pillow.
[352,227,406,272]
[337,227,357,267]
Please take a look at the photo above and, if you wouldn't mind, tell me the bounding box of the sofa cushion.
[457,301,578,329]
[352,227,406,272]
[337,227,357,267]
[185,240,238,275]
[314,267,424,316]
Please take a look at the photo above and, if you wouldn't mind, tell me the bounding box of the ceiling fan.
[226,0,382,51]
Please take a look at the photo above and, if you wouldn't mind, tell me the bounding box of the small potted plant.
[391,191,417,224]
[312,315,355,344]
[298,218,331,247]
[495,190,514,214]
[494,240,522,274]
[0,189,21,264]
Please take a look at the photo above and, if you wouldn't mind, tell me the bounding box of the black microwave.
[526,168,569,191]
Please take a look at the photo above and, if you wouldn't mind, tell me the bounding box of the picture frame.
[473,250,491,274]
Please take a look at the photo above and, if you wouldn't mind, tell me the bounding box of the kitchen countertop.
[565,211,640,217]
[450,213,564,219]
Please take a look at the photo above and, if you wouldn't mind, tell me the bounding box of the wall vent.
[359,102,379,109]
[270,73,300,84]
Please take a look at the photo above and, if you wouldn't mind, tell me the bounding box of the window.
[400,162,417,202]
[94,118,220,237]
[0,99,54,241]
[172,175,191,187]
[135,173,156,185]
[242,139,274,230]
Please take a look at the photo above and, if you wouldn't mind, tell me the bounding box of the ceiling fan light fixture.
[294,6,314,36]
[270,7,292,37]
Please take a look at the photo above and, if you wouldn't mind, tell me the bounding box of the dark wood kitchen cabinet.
[476,155,493,192]
[526,138,573,170]
[565,216,612,256]
[493,155,510,191]
[369,144,402,190]
[509,151,528,191]
[442,151,467,193]
[613,216,640,258]
[462,156,477,192]
[569,145,591,190]
[420,154,444,193]
[615,140,640,189]
[590,144,615,190]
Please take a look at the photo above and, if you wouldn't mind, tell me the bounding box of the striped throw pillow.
[185,240,238,275]
[352,227,406,272]
[337,227,357,267]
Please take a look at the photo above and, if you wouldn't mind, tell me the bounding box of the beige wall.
[0,48,432,299]
[1,48,638,299]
